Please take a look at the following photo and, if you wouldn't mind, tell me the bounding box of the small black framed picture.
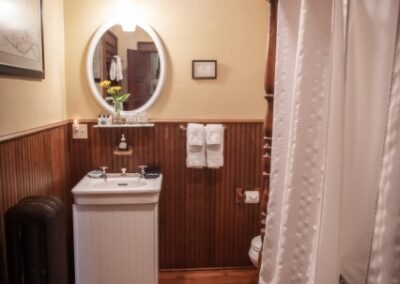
[192,60,217,80]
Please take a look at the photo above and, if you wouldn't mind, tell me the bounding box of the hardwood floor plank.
[159,269,258,284]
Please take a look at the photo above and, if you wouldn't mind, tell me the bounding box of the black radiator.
[5,196,69,284]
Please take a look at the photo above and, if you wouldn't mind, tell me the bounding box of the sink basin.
[72,173,163,205]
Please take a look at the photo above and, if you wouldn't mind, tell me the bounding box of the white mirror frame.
[86,18,166,116]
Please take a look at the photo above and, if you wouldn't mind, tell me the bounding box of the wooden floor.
[159,268,259,284]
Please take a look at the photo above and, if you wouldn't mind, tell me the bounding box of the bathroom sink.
[72,174,162,205]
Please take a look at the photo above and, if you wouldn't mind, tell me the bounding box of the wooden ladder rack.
[258,0,278,270]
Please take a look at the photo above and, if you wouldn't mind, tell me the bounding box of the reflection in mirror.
[87,19,166,117]
[92,25,160,110]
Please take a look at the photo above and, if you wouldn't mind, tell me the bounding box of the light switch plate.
[72,124,88,139]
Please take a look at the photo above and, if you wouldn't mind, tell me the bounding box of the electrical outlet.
[72,124,88,139]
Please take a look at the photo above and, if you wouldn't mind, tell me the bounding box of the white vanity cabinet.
[72,174,162,284]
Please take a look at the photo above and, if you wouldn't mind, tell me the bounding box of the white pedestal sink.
[72,174,162,284]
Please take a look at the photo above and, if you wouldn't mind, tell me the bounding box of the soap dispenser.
[118,134,128,151]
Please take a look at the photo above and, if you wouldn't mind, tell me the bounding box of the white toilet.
[248,235,262,267]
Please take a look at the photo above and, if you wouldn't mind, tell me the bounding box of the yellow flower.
[100,80,111,88]
[109,86,122,92]
[101,81,130,107]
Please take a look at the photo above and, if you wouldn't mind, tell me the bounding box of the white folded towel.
[186,123,206,168]
[205,124,224,168]
[114,55,123,81]
[109,55,123,81]
[109,60,116,80]
[188,123,205,146]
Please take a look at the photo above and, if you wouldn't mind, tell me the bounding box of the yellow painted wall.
[65,0,268,120]
[0,0,67,136]
[0,0,268,137]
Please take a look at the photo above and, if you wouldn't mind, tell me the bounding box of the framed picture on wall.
[192,60,217,80]
[0,0,45,79]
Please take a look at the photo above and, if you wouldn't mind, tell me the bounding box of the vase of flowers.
[100,80,131,124]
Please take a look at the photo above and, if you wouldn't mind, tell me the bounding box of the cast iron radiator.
[5,196,69,284]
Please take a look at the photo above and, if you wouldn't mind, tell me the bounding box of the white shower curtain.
[367,7,400,284]
[259,0,400,283]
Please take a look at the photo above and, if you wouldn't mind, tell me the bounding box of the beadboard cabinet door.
[73,204,159,284]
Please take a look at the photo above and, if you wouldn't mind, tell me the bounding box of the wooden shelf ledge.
[94,123,155,128]
[113,146,133,156]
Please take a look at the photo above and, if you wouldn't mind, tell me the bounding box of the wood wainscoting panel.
[0,148,6,284]
[0,125,71,211]
[70,122,264,269]
[213,123,263,267]
[0,123,72,283]
[0,121,264,275]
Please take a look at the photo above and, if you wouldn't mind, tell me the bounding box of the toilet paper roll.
[244,191,259,204]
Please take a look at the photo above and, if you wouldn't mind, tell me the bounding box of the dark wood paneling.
[0,148,6,284]
[0,121,263,274]
[0,125,71,211]
[70,122,264,269]
[0,124,72,283]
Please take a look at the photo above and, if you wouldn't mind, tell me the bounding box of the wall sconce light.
[73,119,80,133]
[72,119,88,140]
[115,0,136,32]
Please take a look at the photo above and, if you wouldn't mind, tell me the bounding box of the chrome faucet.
[136,165,147,181]
[121,167,127,176]
[100,166,108,181]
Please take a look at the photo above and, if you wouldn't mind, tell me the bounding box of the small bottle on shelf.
[118,134,128,151]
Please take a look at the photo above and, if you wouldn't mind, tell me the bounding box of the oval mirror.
[86,19,166,116]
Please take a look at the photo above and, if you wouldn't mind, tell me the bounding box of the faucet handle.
[100,166,108,174]
[138,165,147,174]
[121,167,127,176]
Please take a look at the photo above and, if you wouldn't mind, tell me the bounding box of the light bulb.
[115,0,136,32]
[73,119,80,132]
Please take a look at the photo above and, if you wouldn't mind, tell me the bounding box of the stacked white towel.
[109,55,123,81]
[186,123,206,168]
[205,124,224,168]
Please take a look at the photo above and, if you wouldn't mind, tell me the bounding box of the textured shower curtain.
[367,5,400,284]
[259,0,400,283]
